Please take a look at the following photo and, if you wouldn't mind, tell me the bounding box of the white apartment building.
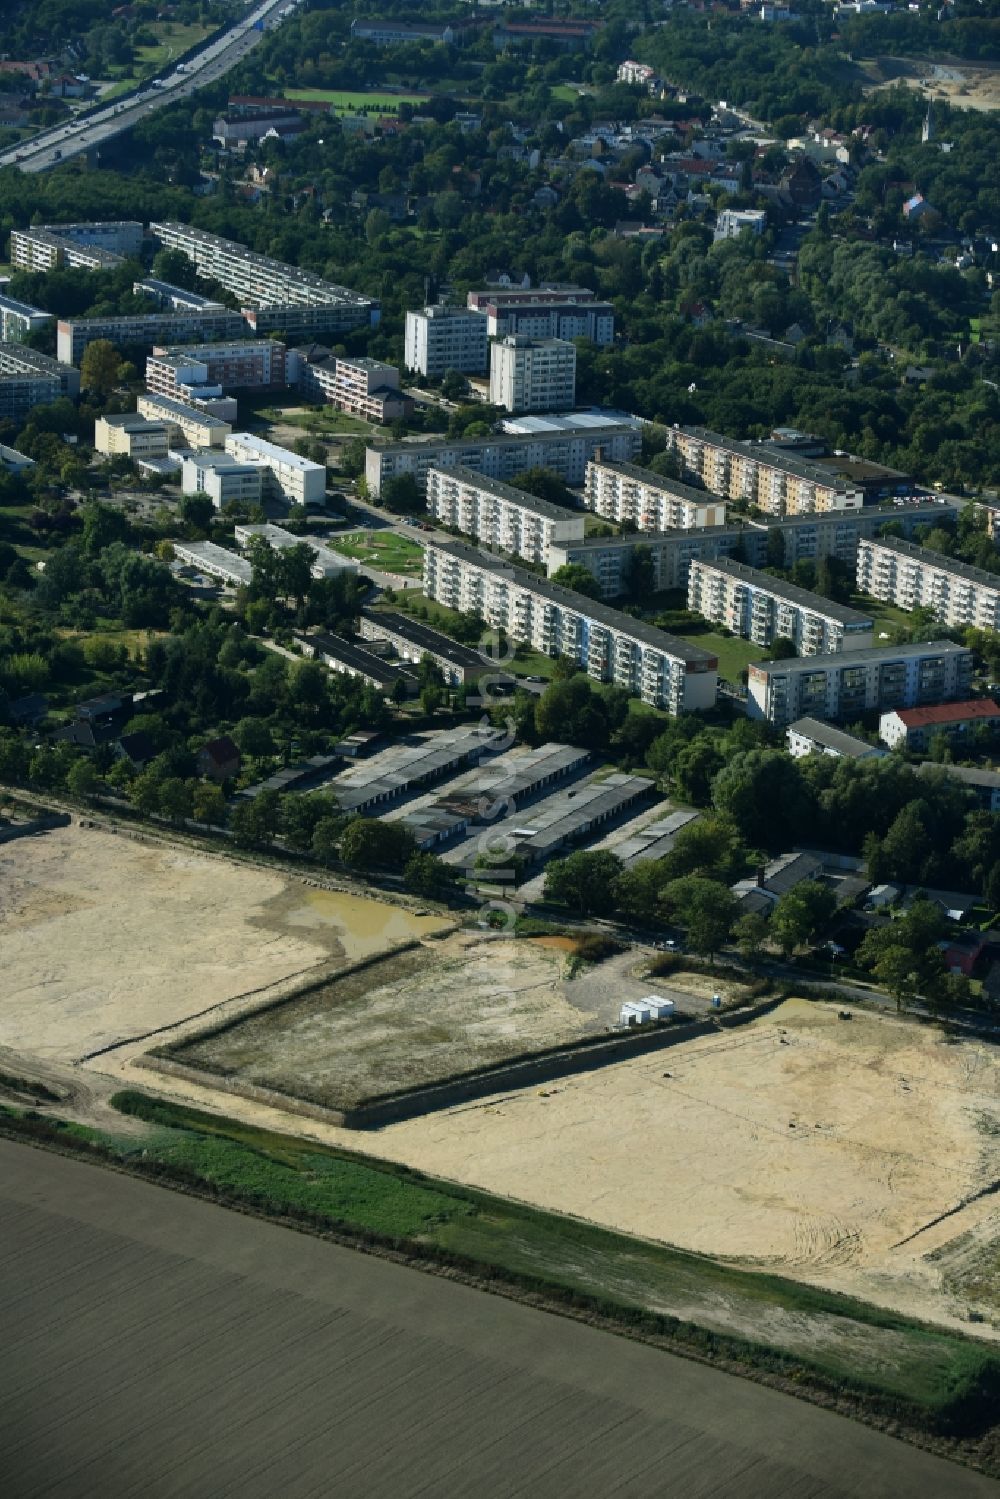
[687,557,874,655]
[0,294,51,344]
[466,285,614,345]
[365,421,641,497]
[10,222,143,274]
[746,641,973,726]
[404,305,488,377]
[584,457,727,530]
[856,535,1000,631]
[224,432,325,507]
[149,222,378,337]
[662,425,863,516]
[181,452,265,509]
[714,208,767,242]
[136,393,231,449]
[94,415,169,460]
[423,539,719,714]
[489,335,576,413]
[292,351,411,423]
[0,344,78,422]
[425,465,585,565]
[56,309,243,366]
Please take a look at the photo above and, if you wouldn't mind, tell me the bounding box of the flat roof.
[429,464,577,522]
[370,420,636,459]
[690,556,874,625]
[501,411,642,436]
[0,293,50,319]
[149,222,374,311]
[172,540,252,583]
[310,631,415,683]
[227,433,324,473]
[749,639,969,675]
[427,539,718,667]
[138,393,230,428]
[360,608,486,670]
[863,534,1000,590]
[920,761,1000,789]
[676,426,858,491]
[787,717,882,757]
[588,458,721,509]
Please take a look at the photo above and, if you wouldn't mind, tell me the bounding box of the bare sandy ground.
[0,825,448,1062]
[871,61,1000,113]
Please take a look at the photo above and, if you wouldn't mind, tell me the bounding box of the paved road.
[2,1140,998,1498]
[0,0,295,174]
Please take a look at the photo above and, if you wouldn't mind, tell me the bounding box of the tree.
[672,735,725,806]
[550,563,602,600]
[623,546,655,600]
[767,636,798,662]
[81,501,128,557]
[279,542,314,605]
[734,911,768,964]
[66,757,100,800]
[510,468,573,508]
[130,767,164,816]
[281,792,339,852]
[158,776,193,823]
[311,815,344,865]
[712,750,811,849]
[233,717,275,759]
[855,900,947,1010]
[179,492,214,532]
[229,790,281,848]
[192,782,227,825]
[380,474,421,514]
[403,851,461,901]
[662,876,738,959]
[420,682,444,716]
[79,339,122,398]
[341,817,416,872]
[544,849,623,915]
[613,860,671,926]
[770,880,838,957]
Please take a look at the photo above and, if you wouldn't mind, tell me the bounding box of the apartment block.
[404,305,488,377]
[10,222,143,274]
[133,278,229,313]
[746,641,973,726]
[467,285,614,345]
[181,452,265,509]
[423,539,719,714]
[136,393,231,449]
[94,415,170,460]
[687,557,874,655]
[714,208,767,242]
[0,293,51,344]
[857,535,1000,631]
[662,425,863,515]
[145,340,287,399]
[880,698,1000,752]
[0,343,79,420]
[366,421,641,497]
[489,335,576,413]
[225,432,325,507]
[426,465,585,564]
[291,350,412,423]
[149,222,378,338]
[57,308,243,366]
[584,457,726,531]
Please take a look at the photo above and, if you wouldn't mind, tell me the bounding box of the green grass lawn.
[286,88,429,115]
[852,591,917,640]
[331,530,424,575]
[551,83,588,103]
[21,1087,992,1435]
[675,629,760,683]
[133,21,214,69]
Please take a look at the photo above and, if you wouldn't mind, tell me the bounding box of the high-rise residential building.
[687,557,874,655]
[425,465,585,565]
[746,640,973,726]
[145,341,287,398]
[423,538,719,714]
[404,305,488,377]
[489,335,576,413]
[584,456,726,530]
[10,222,144,273]
[662,425,864,515]
[57,308,243,365]
[290,350,412,423]
[148,222,379,338]
[0,343,79,419]
[857,535,1000,631]
[0,293,51,344]
[466,285,614,344]
[365,420,641,497]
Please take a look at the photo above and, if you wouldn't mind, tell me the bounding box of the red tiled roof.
[894,699,1000,729]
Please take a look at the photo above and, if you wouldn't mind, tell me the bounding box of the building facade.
[662,425,863,515]
[786,718,885,760]
[489,335,576,413]
[94,415,169,460]
[746,641,973,725]
[467,285,614,345]
[224,432,325,506]
[181,452,265,509]
[404,305,489,377]
[357,608,484,686]
[425,465,584,564]
[10,222,143,274]
[57,309,243,366]
[857,535,1000,631]
[879,699,1000,751]
[366,421,641,498]
[584,457,727,531]
[145,340,287,398]
[0,293,51,344]
[687,557,874,654]
[0,343,79,419]
[135,393,231,449]
[423,539,718,713]
[292,351,412,423]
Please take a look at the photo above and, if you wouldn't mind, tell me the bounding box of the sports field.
[332,529,424,574]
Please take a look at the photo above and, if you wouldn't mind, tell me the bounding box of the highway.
[0,0,297,175]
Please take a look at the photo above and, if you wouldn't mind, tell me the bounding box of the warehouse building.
[584,457,727,531]
[423,539,718,713]
[358,609,485,687]
[56,308,241,366]
[857,535,1000,632]
[136,392,231,449]
[687,557,874,655]
[366,420,641,497]
[149,222,379,338]
[661,425,864,516]
[404,305,488,377]
[746,640,973,726]
[611,809,701,866]
[330,728,502,816]
[786,718,885,760]
[426,464,584,564]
